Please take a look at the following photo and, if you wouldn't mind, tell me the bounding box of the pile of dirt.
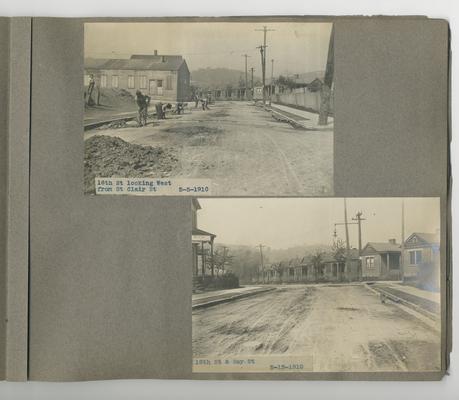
[84,135,178,194]
[98,88,134,106]
[97,120,128,130]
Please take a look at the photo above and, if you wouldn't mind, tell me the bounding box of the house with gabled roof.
[360,239,402,280]
[403,232,440,290]
[84,51,190,102]
[191,199,217,292]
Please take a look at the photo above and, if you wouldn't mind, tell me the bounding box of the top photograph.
[83,21,334,196]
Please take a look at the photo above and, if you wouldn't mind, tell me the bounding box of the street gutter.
[192,287,276,310]
[365,283,440,330]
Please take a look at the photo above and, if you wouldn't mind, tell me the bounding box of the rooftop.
[363,242,401,253]
[84,54,186,72]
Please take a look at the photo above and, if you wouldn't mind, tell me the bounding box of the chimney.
[154,50,158,55]
[161,56,166,62]
[388,239,397,245]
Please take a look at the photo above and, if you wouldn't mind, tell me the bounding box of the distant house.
[253,86,264,101]
[306,77,324,92]
[263,249,360,284]
[84,51,190,102]
[360,239,402,280]
[403,232,440,290]
[321,249,360,282]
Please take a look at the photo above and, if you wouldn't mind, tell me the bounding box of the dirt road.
[192,284,441,372]
[84,101,333,196]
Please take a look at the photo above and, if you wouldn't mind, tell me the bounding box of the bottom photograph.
[191,197,441,373]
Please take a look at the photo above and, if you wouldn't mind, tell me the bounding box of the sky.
[84,22,332,76]
[197,198,440,250]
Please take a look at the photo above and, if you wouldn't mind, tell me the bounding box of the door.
[149,79,156,95]
[157,79,163,96]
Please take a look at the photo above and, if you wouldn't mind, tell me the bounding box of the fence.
[273,87,334,115]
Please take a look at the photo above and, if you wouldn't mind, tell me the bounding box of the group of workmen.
[193,93,211,110]
[135,90,196,127]
[135,90,211,126]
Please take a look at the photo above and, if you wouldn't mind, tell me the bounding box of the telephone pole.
[256,45,265,103]
[255,26,275,104]
[351,211,366,256]
[319,25,334,125]
[257,244,266,283]
[242,54,250,100]
[343,199,351,281]
[400,199,405,282]
[250,67,254,100]
[269,59,274,106]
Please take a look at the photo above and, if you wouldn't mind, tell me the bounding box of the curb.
[365,284,440,322]
[192,287,275,310]
[84,114,138,131]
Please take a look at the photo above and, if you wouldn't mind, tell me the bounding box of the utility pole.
[319,25,334,125]
[269,59,274,106]
[250,67,254,100]
[255,26,275,104]
[400,199,405,282]
[242,54,250,100]
[343,199,351,282]
[257,244,266,283]
[335,206,366,281]
[351,211,366,256]
[256,44,265,103]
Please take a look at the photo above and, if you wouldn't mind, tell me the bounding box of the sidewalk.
[192,286,275,309]
[270,103,334,131]
[370,282,440,316]
[387,282,440,303]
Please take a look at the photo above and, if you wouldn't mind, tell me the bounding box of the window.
[139,76,147,89]
[409,250,422,265]
[289,268,294,277]
[128,75,135,89]
[111,75,119,88]
[166,75,172,90]
[100,75,107,88]
[84,74,90,86]
[365,256,375,269]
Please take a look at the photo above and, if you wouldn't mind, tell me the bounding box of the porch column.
[210,238,215,277]
[201,242,205,276]
[386,253,390,276]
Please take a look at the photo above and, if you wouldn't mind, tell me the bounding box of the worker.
[201,97,210,110]
[86,74,96,106]
[162,103,173,118]
[135,90,150,126]
[176,102,184,115]
[155,102,163,120]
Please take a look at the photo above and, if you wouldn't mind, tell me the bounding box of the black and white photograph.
[192,197,441,373]
[83,22,334,196]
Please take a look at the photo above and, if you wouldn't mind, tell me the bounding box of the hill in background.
[191,67,262,89]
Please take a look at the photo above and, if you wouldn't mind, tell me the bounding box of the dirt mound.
[84,135,178,194]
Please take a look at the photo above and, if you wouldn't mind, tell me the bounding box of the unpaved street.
[84,101,333,196]
[192,284,440,372]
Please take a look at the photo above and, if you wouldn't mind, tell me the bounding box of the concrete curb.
[268,107,333,132]
[84,114,138,131]
[192,287,275,310]
[365,284,440,323]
